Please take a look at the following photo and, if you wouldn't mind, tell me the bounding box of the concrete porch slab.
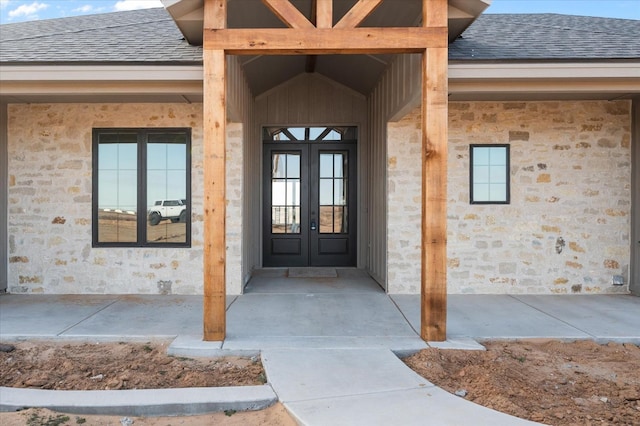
[59,295,205,339]
[513,294,640,343]
[0,295,118,339]
[227,293,419,338]
[391,294,592,341]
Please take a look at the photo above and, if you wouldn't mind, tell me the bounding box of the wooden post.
[421,0,448,342]
[203,0,227,341]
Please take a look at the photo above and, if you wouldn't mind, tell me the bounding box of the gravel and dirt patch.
[404,339,640,426]
[0,341,264,390]
[2,340,639,425]
[0,405,296,426]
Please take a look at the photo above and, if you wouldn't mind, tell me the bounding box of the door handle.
[310,220,317,231]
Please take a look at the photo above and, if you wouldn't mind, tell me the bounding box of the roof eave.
[160,0,492,46]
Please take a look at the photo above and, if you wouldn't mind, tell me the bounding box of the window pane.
[97,148,137,243]
[98,209,136,243]
[323,130,342,140]
[490,147,507,165]
[98,144,118,169]
[117,144,137,170]
[473,183,489,202]
[146,141,187,244]
[287,128,306,140]
[489,184,507,202]
[473,165,489,183]
[309,127,326,140]
[473,147,490,165]
[147,143,167,170]
[489,165,506,183]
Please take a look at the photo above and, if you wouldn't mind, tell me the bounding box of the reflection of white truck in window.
[148,199,187,226]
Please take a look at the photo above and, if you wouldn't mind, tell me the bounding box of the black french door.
[263,131,357,267]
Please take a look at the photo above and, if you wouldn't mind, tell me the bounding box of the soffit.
[161,0,489,95]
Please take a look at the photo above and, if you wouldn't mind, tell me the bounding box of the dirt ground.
[0,341,264,390]
[0,341,296,426]
[0,406,296,426]
[1,340,639,425]
[404,339,640,425]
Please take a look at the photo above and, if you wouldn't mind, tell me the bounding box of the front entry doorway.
[263,126,357,267]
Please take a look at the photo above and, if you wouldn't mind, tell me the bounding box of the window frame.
[469,144,511,205]
[92,128,192,248]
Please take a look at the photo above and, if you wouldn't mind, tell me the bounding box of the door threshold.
[288,267,338,278]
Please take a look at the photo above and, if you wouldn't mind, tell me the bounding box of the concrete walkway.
[1,269,639,424]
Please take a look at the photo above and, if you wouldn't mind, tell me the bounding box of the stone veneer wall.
[387,100,632,294]
[7,103,245,295]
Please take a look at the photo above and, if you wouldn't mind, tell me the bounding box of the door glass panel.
[272,155,287,178]
[287,154,300,178]
[320,154,333,178]
[334,179,346,205]
[334,206,347,233]
[334,154,344,178]
[319,179,333,205]
[319,206,334,233]
[318,151,348,234]
[271,152,301,234]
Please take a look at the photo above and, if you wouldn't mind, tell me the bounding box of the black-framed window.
[470,144,510,204]
[92,128,191,247]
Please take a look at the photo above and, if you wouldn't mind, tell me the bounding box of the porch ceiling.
[161,0,489,95]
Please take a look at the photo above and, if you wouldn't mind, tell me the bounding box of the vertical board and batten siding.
[367,54,422,288]
[226,56,257,288]
[0,103,7,292]
[632,98,640,296]
[254,73,368,268]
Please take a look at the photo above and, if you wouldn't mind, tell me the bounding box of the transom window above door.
[263,126,358,142]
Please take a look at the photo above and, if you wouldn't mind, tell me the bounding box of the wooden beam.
[261,0,315,29]
[203,0,226,342]
[423,0,448,28]
[204,0,226,30]
[316,0,333,28]
[334,0,384,29]
[305,0,319,72]
[204,27,448,54]
[421,0,448,342]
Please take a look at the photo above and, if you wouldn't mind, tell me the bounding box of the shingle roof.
[1,10,638,65]
[450,14,640,61]
[0,8,202,64]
